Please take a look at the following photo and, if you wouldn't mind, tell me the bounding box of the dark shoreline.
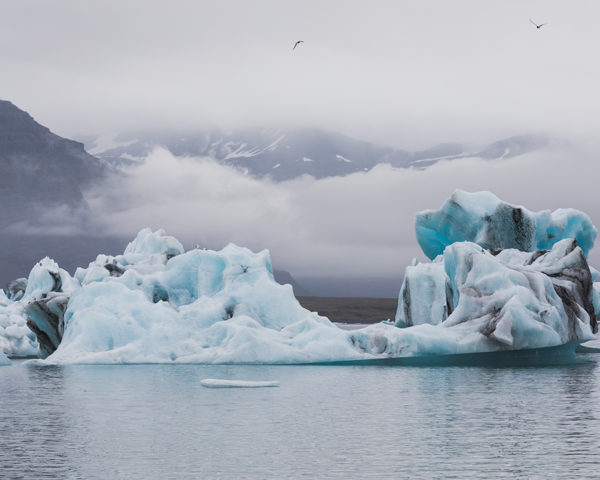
[296,296,397,324]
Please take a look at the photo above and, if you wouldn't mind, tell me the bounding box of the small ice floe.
[200,378,280,388]
[577,338,600,353]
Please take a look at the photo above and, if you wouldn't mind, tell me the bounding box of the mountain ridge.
[89,127,549,181]
[0,99,105,225]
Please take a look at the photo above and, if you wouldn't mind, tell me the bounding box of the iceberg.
[395,239,596,350]
[416,190,597,260]
[1,188,598,365]
[22,229,365,364]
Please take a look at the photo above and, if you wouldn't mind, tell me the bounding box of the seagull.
[529,18,547,29]
[293,40,304,50]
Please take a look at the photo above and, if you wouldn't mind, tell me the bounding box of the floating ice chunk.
[416,190,596,259]
[29,234,363,364]
[200,379,280,388]
[15,224,599,365]
[578,337,600,352]
[394,239,596,350]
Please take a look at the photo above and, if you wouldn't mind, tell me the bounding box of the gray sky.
[1,0,599,148]
[3,1,600,282]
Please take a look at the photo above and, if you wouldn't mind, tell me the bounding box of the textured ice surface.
[122,227,184,258]
[591,267,600,317]
[200,379,280,388]
[3,216,599,364]
[0,289,38,358]
[395,239,596,351]
[23,229,364,364]
[416,190,597,260]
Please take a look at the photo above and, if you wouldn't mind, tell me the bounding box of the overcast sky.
[3,1,600,285]
[1,0,599,148]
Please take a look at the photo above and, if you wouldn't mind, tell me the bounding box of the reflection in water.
[0,358,599,479]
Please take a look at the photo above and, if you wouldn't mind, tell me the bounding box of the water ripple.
[1,358,600,479]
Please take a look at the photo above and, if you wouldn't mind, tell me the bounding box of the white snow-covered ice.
[395,239,595,350]
[0,289,38,358]
[19,228,366,364]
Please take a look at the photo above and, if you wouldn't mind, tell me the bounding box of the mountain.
[90,127,549,181]
[0,100,121,285]
[476,134,549,160]
[0,100,105,226]
[272,269,311,296]
[90,127,467,181]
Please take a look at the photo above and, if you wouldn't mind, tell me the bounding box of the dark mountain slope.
[0,100,104,224]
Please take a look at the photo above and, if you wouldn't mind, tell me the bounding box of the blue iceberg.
[416,190,597,260]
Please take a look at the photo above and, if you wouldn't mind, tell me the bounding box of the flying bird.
[529,18,548,29]
[293,40,304,50]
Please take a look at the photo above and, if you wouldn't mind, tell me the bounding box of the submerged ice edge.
[21,342,588,368]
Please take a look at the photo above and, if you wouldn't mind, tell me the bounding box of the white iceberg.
[19,229,595,364]
[395,239,596,351]
[23,229,364,364]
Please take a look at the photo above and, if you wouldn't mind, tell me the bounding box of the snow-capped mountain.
[90,127,549,181]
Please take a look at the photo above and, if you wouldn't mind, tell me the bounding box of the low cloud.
[60,141,600,278]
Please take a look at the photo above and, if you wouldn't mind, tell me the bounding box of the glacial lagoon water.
[2,356,600,479]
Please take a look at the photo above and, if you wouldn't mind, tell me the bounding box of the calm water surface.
[2,356,600,479]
